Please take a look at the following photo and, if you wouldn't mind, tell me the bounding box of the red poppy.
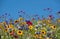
[26,20,32,26]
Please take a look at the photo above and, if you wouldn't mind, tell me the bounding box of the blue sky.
[0,0,60,21]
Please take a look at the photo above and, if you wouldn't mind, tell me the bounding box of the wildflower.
[28,25,33,30]
[26,20,32,26]
[8,24,14,29]
[50,25,56,30]
[17,30,23,36]
[41,29,46,35]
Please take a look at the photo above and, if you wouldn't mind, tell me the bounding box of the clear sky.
[0,0,60,21]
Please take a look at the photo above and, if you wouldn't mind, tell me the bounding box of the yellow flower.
[41,29,46,35]
[8,24,14,29]
[28,25,33,30]
[50,25,56,30]
[17,30,23,36]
